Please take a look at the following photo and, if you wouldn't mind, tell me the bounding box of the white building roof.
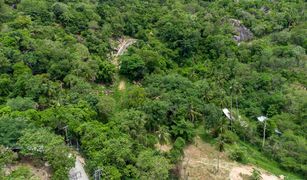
[257,116,268,122]
[223,108,234,120]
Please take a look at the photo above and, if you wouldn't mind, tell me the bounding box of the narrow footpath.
[112,38,137,91]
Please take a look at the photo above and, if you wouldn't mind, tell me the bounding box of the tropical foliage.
[0,0,306,179]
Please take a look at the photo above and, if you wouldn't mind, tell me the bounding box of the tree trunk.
[262,120,267,148]
[217,153,220,173]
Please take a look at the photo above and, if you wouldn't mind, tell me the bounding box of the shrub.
[173,137,186,150]
[7,166,33,179]
[251,168,262,180]
[6,97,37,111]
[169,137,186,163]
[119,54,146,80]
[229,145,247,163]
[223,130,239,144]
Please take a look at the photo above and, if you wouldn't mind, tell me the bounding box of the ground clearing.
[178,137,283,180]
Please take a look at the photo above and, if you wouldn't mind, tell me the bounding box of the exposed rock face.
[230,19,253,42]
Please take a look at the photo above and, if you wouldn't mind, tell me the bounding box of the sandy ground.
[178,137,283,180]
[118,80,126,91]
[229,166,281,180]
[4,159,51,180]
[155,143,172,153]
[69,155,89,180]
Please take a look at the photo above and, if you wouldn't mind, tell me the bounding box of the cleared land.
[178,137,283,180]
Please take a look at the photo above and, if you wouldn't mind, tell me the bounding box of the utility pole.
[257,116,268,149]
[217,152,220,173]
[63,125,69,145]
[76,140,80,152]
[236,96,239,120]
[230,86,233,130]
[262,119,267,148]
[94,169,102,180]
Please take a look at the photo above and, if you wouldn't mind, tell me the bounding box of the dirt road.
[112,38,137,67]
[112,37,136,91]
[69,156,89,180]
[115,38,137,57]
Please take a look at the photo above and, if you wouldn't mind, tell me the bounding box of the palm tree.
[188,104,202,123]
[155,125,171,145]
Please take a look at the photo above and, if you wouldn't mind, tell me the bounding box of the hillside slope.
[0,0,306,179]
[179,137,290,180]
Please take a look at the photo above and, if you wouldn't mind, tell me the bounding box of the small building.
[222,108,234,120]
[257,116,268,122]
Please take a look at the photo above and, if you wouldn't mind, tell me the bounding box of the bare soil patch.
[4,158,51,180]
[178,137,283,180]
[155,143,172,153]
[118,80,126,91]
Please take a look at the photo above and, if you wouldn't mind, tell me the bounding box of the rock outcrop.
[230,19,253,42]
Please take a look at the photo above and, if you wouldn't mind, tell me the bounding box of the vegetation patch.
[0,0,306,179]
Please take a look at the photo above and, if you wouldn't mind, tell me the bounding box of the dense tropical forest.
[0,0,306,179]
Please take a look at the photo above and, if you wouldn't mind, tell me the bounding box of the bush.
[96,96,116,120]
[223,130,239,144]
[6,166,33,179]
[251,168,262,180]
[229,145,247,163]
[271,32,290,45]
[173,137,186,150]
[17,129,74,180]
[119,54,146,80]
[6,97,37,111]
[0,145,17,166]
[96,60,115,84]
[0,116,30,147]
[171,119,195,142]
[169,137,185,163]
[169,149,182,163]
[143,134,157,148]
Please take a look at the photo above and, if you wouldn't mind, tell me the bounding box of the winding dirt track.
[112,38,137,67]
[112,38,136,91]
[115,38,137,57]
